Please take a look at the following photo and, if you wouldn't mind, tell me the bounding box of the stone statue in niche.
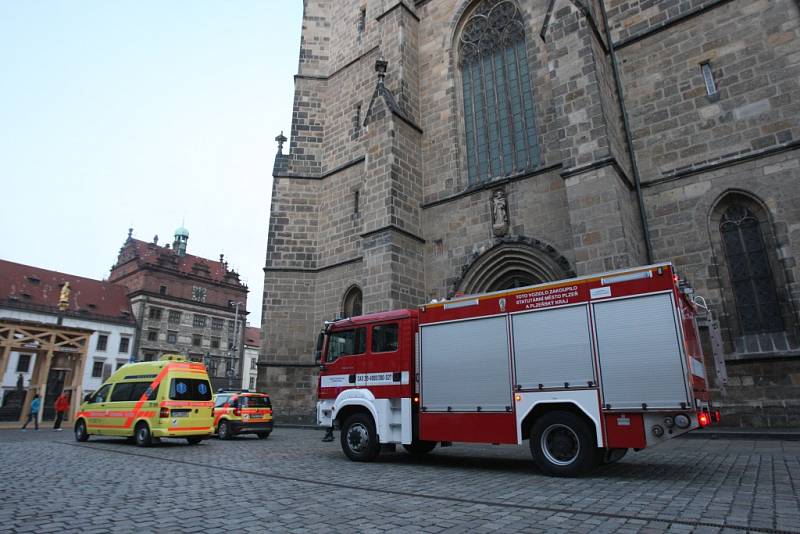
[491,189,509,236]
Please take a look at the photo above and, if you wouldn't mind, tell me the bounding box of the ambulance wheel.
[403,440,436,456]
[134,422,152,447]
[257,432,270,439]
[186,437,204,445]
[218,420,232,440]
[74,419,89,442]
[341,413,380,462]
[530,411,599,476]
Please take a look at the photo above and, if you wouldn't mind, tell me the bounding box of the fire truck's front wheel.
[341,413,380,462]
[530,411,599,476]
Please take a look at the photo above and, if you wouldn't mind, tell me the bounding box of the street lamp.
[228,301,244,389]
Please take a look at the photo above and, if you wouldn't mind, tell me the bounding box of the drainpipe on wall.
[598,0,654,264]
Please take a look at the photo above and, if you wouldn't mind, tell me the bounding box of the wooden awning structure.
[0,319,93,424]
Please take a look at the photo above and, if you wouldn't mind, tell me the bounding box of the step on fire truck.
[316,263,718,476]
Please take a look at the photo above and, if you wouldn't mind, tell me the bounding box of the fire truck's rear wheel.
[530,411,598,476]
[403,440,437,456]
[341,413,380,462]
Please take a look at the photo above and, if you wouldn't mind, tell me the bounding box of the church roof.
[116,238,242,287]
[0,259,136,325]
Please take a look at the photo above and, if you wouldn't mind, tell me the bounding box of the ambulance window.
[241,395,271,408]
[371,324,399,353]
[327,328,366,361]
[129,382,152,401]
[146,384,159,401]
[90,384,111,403]
[110,382,135,402]
[169,378,212,401]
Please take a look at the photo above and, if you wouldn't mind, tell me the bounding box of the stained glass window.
[459,0,540,184]
[720,205,783,333]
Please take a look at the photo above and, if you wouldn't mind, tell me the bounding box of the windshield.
[169,378,212,401]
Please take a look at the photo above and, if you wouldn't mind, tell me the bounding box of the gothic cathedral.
[260,0,800,427]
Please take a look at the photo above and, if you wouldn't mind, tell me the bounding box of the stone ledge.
[725,349,800,362]
[682,427,800,441]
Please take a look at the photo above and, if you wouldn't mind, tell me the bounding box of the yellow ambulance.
[74,355,214,446]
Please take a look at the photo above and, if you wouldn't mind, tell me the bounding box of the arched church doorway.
[457,241,573,295]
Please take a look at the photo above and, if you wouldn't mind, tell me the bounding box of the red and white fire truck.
[316,263,717,476]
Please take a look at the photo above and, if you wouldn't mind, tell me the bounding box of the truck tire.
[529,411,599,476]
[341,413,380,462]
[403,440,437,456]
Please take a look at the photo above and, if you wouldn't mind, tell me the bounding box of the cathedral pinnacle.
[275,131,287,155]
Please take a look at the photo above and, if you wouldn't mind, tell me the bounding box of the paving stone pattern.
[0,428,798,533]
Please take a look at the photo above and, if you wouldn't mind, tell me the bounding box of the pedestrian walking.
[52,391,70,431]
[21,394,41,431]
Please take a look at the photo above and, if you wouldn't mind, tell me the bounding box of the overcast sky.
[0,1,303,326]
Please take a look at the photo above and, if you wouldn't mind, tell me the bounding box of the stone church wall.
[643,148,800,426]
[616,0,800,183]
[422,168,573,298]
[261,0,800,426]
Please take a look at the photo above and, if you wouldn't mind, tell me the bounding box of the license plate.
[172,411,189,418]
[250,414,262,419]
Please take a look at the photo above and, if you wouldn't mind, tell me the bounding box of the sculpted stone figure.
[491,189,509,236]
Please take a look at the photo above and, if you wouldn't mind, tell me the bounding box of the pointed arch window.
[342,286,363,318]
[459,0,540,185]
[720,205,783,334]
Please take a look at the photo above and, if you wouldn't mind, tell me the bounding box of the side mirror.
[313,332,325,364]
[319,364,327,372]
[83,393,92,403]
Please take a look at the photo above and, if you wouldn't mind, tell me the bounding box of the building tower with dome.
[109,227,249,390]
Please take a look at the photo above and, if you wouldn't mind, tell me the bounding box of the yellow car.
[74,355,214,446]
[213,389,273,439]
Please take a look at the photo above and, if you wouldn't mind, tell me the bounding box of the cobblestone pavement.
[0,427,798,533]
